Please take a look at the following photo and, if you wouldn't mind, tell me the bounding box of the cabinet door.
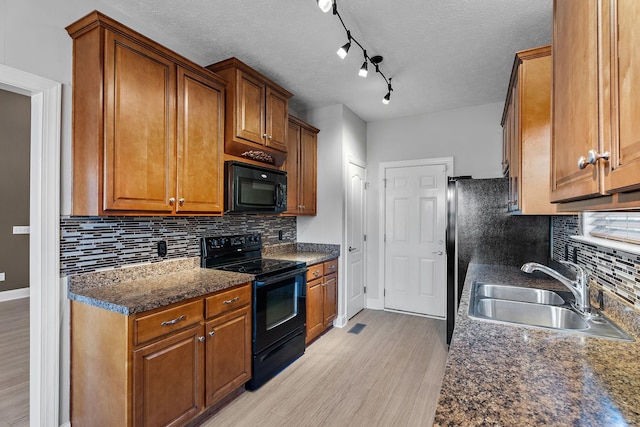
[606,0,640,193]
[133,324,204,427]
[205,306,251,407]
[176,68,225,214]
[323,273,338,328]
[298,128,318,215]
[551,0,602,202]
[306,278,324,344]
[265,88,288,152]
[104,30,176,212]
[508,82,520,212]
[235,70,265,145]
[283,120,301,214]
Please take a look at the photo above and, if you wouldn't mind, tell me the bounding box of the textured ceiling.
[105,0,552,122]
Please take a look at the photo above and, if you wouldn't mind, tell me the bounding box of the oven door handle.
[255,267,308,287]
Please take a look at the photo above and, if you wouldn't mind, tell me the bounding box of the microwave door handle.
[275,183,282,207]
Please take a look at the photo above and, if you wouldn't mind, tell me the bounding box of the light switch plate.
[0,273,5,281]
[13,226,30,235]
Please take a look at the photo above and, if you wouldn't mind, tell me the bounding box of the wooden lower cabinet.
[71,283,251,427]
[306,258,338,344]
[134,325,205,427]
[205,305,251,407]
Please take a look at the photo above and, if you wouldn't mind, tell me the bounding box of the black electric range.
[200,233,307,390]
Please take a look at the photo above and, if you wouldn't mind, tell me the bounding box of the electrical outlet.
[0,272,5,281]
[157,241,167,257]
[13,226,30,234]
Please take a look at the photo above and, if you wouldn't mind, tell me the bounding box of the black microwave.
[225,161,287,213]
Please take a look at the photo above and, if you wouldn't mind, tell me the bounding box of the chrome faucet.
[521,261,591,315]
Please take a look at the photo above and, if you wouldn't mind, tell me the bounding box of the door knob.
[349,246,356,252]
[432,251,443,256]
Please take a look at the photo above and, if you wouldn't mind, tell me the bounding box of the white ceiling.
[106,0,552,123]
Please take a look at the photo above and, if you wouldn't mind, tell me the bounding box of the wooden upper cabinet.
[206,58,293,167]
[551,0,601,203]
[551,0,640,206]
[104,31,176,213]
[176,68,225,214]
[282,116,319,216]
[606,0,640,193]
[66,11,226,216]
[502,46,563,214]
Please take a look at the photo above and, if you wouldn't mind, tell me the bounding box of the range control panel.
[201,233,262,257]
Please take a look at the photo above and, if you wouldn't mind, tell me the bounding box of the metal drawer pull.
[160,314,186,327]
[313,271,320,277]
[223,296,240,305]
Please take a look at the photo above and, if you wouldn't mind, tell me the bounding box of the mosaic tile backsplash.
[60,215,296,276]
[552,215,640,312]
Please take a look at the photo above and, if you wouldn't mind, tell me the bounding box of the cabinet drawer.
[307,263,324,281]
[135,300,204,345]
[323,259,337,275]
[206,284,251,319]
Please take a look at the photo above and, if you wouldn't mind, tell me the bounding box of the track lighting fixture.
[337,30,351,59]
[359,51,368,77]
[316,0,394,104]
[382,79,393,104]
[317,0,333,13]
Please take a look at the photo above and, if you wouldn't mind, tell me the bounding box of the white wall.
[299,104,366,325]
[365,102,504,307]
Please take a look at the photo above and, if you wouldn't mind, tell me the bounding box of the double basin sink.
[468,282,634,341]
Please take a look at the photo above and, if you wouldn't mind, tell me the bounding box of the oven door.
[253,268,307,354]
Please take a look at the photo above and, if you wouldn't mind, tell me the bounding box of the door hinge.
[365,181,370,190]
[363,286,367,294]
[363,234,367,242]
[383,178,387,188]
[384,289,386,297]
[384,234,387,243]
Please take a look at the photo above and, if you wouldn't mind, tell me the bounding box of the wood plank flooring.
[203,309,448,427]
[0,298,29,427]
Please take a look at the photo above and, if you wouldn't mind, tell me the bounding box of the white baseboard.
[0,287,29,302]
[333,314,347,328]
[60,422,71,427]
[366,298,383,310]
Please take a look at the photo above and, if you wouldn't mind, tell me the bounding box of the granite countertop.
[68,258,254,315]
[434,263,640,426]
[262,242,340,265]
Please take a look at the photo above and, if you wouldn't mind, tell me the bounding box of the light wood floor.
[0,298,29,427]
[203,309,448,427]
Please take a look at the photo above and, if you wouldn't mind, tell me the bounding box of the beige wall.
[0,89,30,291]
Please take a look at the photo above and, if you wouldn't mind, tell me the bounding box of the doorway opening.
[0,64,62,426]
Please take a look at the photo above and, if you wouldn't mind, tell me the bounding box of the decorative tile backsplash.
[60,215,296,276]
[552,215,640,312]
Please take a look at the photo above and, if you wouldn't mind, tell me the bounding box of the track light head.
[317,0,333,13]
[359,61,368,77]
[337,31,351,59]
[382,78,393,104]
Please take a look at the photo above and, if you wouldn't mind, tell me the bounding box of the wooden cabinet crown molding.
[206,57,292,100]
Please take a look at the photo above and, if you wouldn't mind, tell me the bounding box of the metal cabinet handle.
[160,314,185,327]
[578,149,610,170]
[313,271,320,277]
[198,336,205,342]
[178,198,185,206]
[169,197,176,206]
[268,135,273,139]
[209,331,215,337]
[223,296,240,305]
[263,133,268,138]
[432,251,443,256]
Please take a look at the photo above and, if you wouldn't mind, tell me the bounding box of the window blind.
[585,212,640,245]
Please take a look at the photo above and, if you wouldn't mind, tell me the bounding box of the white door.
[346,161,366,319]
[384,164,447,317]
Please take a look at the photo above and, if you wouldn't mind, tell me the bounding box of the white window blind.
[584,211,640,245]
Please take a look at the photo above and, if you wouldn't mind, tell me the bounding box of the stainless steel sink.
[474,299,588,329]
[468,281,634,342]
[474,282,566,305]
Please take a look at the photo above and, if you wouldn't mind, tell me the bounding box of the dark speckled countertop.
[434,263,640,426]
[68,257,254,315]
[262,242,340,265]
